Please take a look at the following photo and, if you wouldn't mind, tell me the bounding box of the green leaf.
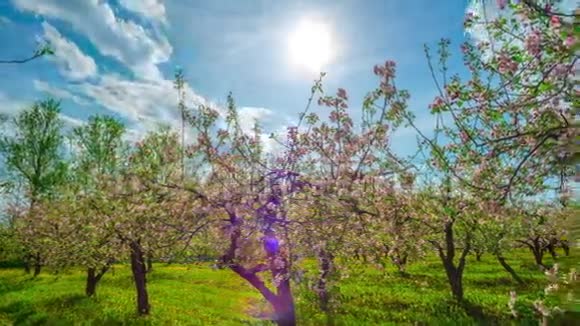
[512,53,524,63]
[538,82,553,93]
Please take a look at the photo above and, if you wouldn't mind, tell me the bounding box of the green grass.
[0,264,267,325]
[0,250,577,325]
[296,251,578,325]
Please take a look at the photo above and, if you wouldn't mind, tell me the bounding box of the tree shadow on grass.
[461,301,489,321]
[552,311,580,326]
[460,300,519,325]
[0,276,40,296]
[98,276,134,290]
[0,294,130,326]
[0,301,47,325]
[467,276,519,288]
[42,294,87,310]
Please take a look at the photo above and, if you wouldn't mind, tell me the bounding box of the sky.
[0,0,495,159]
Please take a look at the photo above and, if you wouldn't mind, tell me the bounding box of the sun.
[288,19,333,73]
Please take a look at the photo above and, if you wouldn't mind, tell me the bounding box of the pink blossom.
[384,60,396,77]
[329,111,339,122]
[460,131,469,143]
[286,126,298,142]
[373,61,396,79]
[445,84,460,100]
[217,129,229,139]
[497,0,507,10]
[428,96,445,111]
[565,36,575,48]
[552,64,569,77]
[385,60,396,68]
[337,88,348,100]
[497,52,518,74]
[525,30,542,56]
[550,16,561,29]
[380,82,395,95]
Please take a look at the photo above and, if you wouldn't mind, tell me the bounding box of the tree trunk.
[547,243,558,260]
[86,268,98,297]
[269,248,296,326]
[146,256,153,273]
[315,248,334,313]
[496,254,524,285]
[531,247,546,270]
[130,241,150,315]
[231,264,297,326]
[273,278,296,326]
[224,215,295,326]
[443,260,464,302]
[86,265,109,297]
[437,220,469,303]
[391,252,408,275]
[562,240,570,256]
[31,253,41,277]
[475,251,483,262]
[33,264,41,277]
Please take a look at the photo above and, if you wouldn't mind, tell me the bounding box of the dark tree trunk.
[273,278,297,326]
[23,260,30,274]
[231,264,297,326]
[561,240,570,256]
[86,268,97,297]
[85,265,110,297]
[547,238,558,260]
[436,220,470,303]
[223,210,296,326]
[146,256,153,273]
[353,248,361,261]
[315,248,334,313]
[33,263,41,277]
[531,246,546,269]
[268,244,296,326]
[496,254,524,285]
[475,251,483,262]
[130,241,150,315]
[31,253,42,277]
[442,260,464,302]
[391,252,408,275]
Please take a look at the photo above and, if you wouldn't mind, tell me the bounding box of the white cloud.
[465,0,510,60]
[8,0,286,150]
[237,106,273,134]
[61,74,287,152]
[0,92,26,117]
[260,131,285,156]
[33,80,89,106]
[12,0,172,80]
[41,22,97,80]
[119,0,167,25]
[59,114,85,128]
[72,74,208,121]
[62,74,220,142]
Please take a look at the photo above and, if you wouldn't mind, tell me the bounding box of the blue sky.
[0,0,482,157]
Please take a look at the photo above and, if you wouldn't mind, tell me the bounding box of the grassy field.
[0,251,577,325]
